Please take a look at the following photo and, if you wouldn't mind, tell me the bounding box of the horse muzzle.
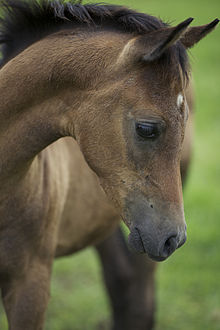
[128,225,187,261]
[124,194,187,261]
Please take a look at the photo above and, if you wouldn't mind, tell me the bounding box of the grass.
[0,0,220,329]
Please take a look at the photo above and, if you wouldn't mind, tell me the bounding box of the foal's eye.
[135,122,160,139]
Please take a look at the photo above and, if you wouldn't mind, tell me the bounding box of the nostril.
[162,235,178,257]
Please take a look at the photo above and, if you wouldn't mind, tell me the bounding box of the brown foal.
[0,1,218,329]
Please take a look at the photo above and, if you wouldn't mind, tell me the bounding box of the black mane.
[0,0,189,77]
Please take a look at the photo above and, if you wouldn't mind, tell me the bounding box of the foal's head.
[73,16,218,261]
[67,14,218,261]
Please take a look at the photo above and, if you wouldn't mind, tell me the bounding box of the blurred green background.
[0,0,220,329]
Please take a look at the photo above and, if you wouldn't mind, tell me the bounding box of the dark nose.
[128,227,187,261]
[153,232,187,261]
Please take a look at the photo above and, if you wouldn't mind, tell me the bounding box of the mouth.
[147,254,167,262]
[128,227,146,254]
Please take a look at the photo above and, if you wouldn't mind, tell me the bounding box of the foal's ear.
[180,19,219,48]
[143,18,194,61]
[117,18,193,67]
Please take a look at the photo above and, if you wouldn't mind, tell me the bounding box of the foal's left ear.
[181,19,219,48]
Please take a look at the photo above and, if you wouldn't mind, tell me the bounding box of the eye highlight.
[135,122,160,139]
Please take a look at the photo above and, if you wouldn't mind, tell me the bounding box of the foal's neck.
[0,32,98,178]
[0,29,127,182]
[0,51,66,179]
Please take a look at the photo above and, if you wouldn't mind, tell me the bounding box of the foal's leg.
[96,227,156,330]
[1,259,51,330]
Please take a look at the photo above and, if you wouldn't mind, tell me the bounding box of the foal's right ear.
[180,19,219,48]
[116,18,193,68]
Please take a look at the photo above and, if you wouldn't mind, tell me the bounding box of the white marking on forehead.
[177,93,184,108]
